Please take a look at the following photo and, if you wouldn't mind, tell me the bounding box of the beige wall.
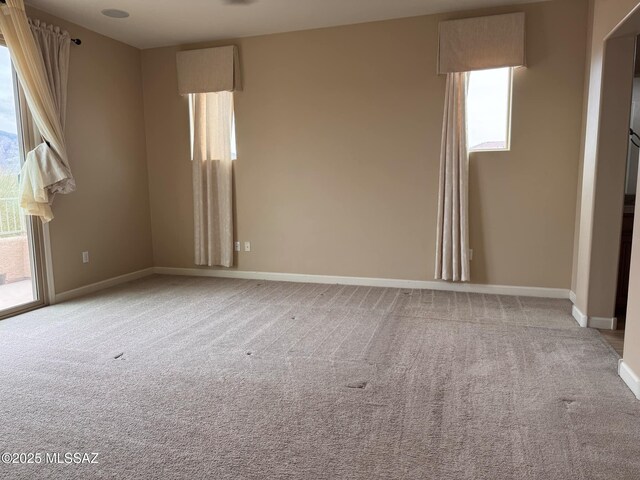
[571,0,594,297]
[141,0,587,287]
[26,7,154,294]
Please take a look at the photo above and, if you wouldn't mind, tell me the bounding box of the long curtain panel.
[27,19,70,129]
[0,0,74,222]
[435,72,470,282]
[190,91,235,267]
[17,19,73,221]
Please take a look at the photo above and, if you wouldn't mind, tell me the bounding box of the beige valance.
[176,45,241,95]
[438,12,526,74]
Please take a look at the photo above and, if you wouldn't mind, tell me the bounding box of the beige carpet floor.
[0,275,639,479]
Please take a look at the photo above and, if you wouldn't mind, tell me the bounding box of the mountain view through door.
[0,45,37,313]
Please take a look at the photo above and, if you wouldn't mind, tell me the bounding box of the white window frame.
[467,67,514,153]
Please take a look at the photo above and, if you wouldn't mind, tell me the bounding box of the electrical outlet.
[244,241,251,252]
[234,241,241,252]
[82,251,89,264]
[469,249,473,261]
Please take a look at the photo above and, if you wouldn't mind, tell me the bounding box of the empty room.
[1,0,640,478]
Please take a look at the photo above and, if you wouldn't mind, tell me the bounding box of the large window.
[466,67,513,152]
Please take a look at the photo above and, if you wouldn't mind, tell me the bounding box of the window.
[466,67,513,152]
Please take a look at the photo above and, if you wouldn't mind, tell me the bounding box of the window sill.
[469,148,511,154]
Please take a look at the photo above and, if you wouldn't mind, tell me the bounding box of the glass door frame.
[0,219,48,320]
[0,41,49,320]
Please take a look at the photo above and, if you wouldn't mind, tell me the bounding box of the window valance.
[176,45,241,95]
[438,12,526,74]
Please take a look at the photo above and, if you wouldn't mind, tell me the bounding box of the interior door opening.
[604,35,640,355]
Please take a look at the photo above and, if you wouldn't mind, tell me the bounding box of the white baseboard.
[153,267,570,299]
[49,266,571,305]
[55,268,155,303]
[569,290,577,304]
[619,360,640,400]
[588,316,618,330]
[571,304,617,329]
[572,305,588,327]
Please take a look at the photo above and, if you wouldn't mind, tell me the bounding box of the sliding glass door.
[0,44,45,319]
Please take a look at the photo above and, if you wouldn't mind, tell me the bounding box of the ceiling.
[27,0,544,49]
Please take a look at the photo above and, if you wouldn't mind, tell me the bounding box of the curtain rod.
[0,0,81,45]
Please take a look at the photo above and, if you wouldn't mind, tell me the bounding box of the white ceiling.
[27,0,544,49]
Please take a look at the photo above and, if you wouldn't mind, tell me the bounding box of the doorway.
[602,36,640,356]
[0,44,46,318]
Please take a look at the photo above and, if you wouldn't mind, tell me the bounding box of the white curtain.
[27,19,70,129]
[190,91,235,267]
[0,0,74,222]
[435,72,470,282]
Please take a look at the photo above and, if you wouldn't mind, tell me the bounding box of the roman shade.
[438,12,526,74]
[176,45,241,94]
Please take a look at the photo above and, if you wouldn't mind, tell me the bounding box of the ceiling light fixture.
[101,9,130,19]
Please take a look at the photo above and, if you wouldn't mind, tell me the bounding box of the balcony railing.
[0,197,25,237]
